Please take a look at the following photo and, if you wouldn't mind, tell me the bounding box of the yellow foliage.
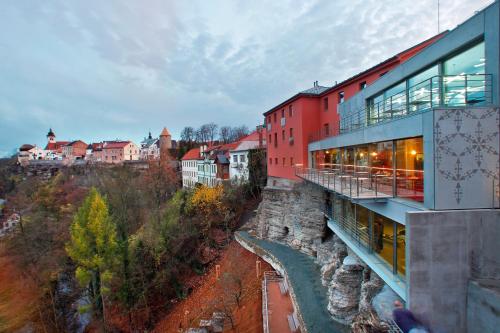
[189,185,227,217]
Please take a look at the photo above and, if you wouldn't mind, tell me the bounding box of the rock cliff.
[254,179,394,324]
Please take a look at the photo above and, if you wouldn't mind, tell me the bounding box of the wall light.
[411,150,417,156]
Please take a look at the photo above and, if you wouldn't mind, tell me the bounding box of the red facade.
[264,33,445,180]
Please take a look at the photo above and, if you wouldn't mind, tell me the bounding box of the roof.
[215,154,230,164]
[102,141,131,149]
[160,127,171,137]
[263,32,447,116]
[141,137,158,147]
[19,144,35,151]
[263,83,330,116]
[182,147,202,160]
[300,85,330,95]
[67,140,87,147]
[238,129,264,142]
[319,31,448,96]
[230,140,262,152]
[47,128,55,137]
[45,141,69,151]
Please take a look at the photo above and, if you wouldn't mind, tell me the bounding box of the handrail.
[295,165,424,201]
[308,74,493,143]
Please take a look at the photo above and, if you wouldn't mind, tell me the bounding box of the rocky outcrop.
[359,270,385,313]
[253,178,398,326]
[255,180,325,256]
[327,255,365,323]
[317,235,348,286]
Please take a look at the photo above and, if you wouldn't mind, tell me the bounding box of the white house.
[229,130,266,182]
[181,147,202,188]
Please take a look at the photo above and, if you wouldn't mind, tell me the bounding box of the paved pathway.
[236,231,348,333]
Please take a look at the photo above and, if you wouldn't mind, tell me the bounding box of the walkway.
[236,231,348,333]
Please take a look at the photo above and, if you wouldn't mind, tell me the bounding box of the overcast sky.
[0,0,494,156]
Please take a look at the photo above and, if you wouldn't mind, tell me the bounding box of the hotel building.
[265,3,499,332]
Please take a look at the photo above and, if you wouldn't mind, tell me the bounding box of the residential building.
[102,141,139,163]
[229,128,266,181]
[264,33,445,181]
[140,132,160,160]
[17,144,45,163]
[86,143,104,162]
[197,142,238,187]
[290,3,499,332]
[181,147,202,188]
[62,140,87,160]
[44,128,68,160]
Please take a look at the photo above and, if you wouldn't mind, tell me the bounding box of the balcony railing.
[295,164,424,201]
[340,74,492,134]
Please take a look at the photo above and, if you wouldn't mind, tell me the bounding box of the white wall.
[230,151,249,181]
[182,159,198,188]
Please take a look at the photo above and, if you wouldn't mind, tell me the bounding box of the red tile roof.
[45,141,69,151]
[238,129,266,142]
[102,141,131,149]
[181,147,201,160]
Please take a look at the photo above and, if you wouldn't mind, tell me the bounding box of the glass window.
[396,223,406,277]
[383,81,406,118]
[372,213,394,269]
[368,141,394,196]
[324,97,329,111]
[408,65,439,112]
[240,154,245,163]
[289,105,293,117]
[233,155,237,163]
[444,42,485,106]
[355,146,369,167]
[356,205,370,247]
[338,91,345,103]
[395,137,424,202]
[342,147,355,173]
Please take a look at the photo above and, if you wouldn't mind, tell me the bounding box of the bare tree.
[206,123,218,144]
[180,127,195,143]
[231,125,249,141]
[196,125,210,143]
[219,126,232,144]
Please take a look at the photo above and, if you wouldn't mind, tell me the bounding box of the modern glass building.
[301,2,499,332]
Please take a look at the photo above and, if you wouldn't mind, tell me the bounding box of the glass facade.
[364,41,489,128]
[325,193,406,278]
[312,137,423,202]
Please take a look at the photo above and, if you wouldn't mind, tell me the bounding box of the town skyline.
[0,0,493,157]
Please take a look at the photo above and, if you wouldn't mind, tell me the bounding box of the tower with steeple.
[47,128,56,144]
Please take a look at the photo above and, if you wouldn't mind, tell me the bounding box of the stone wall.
[255,181,325,256]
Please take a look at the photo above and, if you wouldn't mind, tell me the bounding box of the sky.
[0,0,494,157]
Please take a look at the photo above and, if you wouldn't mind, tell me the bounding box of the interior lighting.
[371,152,378,157]
[411,150,417,156]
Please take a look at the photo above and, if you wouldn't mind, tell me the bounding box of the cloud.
[0,0,494,156]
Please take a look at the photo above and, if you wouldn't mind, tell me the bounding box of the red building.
[264,33,446,180]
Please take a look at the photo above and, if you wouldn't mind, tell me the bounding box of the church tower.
[47,128,56,143]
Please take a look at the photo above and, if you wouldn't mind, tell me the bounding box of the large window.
[408,65,439,112]
[444,41,486,105]
[396,137,424,202]
[365,41,487,128]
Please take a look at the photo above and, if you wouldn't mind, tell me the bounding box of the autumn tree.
[188,185,226,225]
[66,187,118,321]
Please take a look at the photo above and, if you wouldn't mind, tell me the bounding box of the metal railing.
[296,164,424,201]
[340,74,493,134]
[326,205,371,248]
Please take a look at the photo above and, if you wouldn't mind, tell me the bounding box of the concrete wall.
[467,279,500,333]
[406,209,500,333]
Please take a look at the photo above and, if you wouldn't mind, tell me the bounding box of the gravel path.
[236,231,349,333]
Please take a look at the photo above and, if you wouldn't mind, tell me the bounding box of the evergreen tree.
[66,187,118,319]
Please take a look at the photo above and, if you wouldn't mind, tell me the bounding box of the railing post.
[464,74,468,105]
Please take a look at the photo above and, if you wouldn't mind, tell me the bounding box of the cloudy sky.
[0,0,493,156]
